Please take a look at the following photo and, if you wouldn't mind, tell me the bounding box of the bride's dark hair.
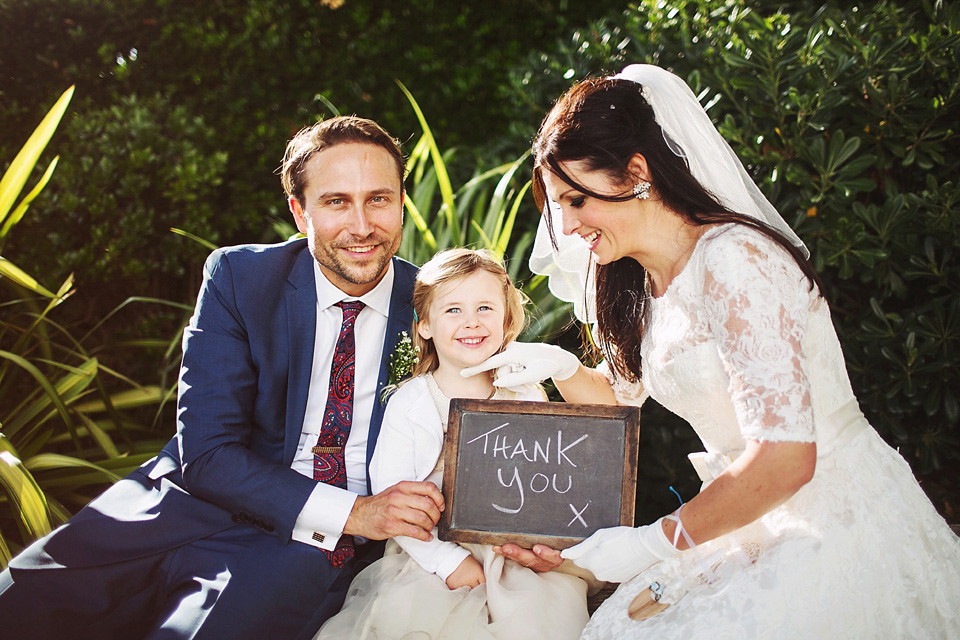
[532,76,821,382]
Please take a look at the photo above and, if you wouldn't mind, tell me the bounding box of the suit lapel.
[284,248,317,465]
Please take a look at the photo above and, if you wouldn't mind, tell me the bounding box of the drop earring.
[633,180,651,200]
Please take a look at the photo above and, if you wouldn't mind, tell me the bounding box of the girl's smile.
[417,270,507,379]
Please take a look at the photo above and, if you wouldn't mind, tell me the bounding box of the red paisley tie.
[313,300,364,568]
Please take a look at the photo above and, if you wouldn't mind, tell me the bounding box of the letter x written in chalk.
[567,502,590,527]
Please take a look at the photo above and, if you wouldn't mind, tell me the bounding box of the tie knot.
[336,300,365,320]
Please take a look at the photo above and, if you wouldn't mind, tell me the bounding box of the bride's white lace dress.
[583,224,960,639]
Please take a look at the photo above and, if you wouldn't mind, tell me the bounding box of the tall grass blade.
[0,531,11,568]
[495,181,531,258]
[0,86,74,224]
[0,257,57,298]
[81,295,192,343]
[0,445,52,542]
[397,81,458,245]
[0,350,81,438]
[71,386,165,413]
[170,227,218,251]
[76,413,121,458]
[0,157,59,239]
[403,198,437,252]
[24,453,122,483]
[6,357,97,429]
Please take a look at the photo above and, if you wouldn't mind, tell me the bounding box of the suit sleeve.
[174,249,325,542]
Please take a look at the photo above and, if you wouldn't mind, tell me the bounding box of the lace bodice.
[583,223,960,640]
[615,224,866,460]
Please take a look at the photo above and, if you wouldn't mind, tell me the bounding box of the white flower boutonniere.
[388,331,419,387]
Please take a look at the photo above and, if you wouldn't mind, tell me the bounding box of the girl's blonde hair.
[411,248,528,377]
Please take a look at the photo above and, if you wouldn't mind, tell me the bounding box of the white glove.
[560,518,679,583]
[460,341,581,389]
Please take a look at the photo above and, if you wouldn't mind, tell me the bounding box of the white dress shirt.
[290,260,394,550]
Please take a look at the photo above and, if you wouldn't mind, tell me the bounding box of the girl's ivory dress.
[315,374,598,640]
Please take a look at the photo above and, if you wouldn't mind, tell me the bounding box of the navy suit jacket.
[158,238,417,542]
[17,239,417,568]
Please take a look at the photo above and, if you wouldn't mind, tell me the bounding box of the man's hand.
[344,481,444,541]
[445,555,485,590]
[493,543,564,572]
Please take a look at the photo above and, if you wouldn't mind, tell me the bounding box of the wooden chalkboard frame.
[438,398,639,550]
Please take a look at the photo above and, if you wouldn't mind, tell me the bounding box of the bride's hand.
[460,341,581,390]
[561,519,680,583]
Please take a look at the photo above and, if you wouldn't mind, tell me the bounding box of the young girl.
[315,248,596,640]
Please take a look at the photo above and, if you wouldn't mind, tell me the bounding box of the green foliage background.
[0,86,186,567]
[1,0,958,561]
[1,0,626,307]
[502,0,960,520]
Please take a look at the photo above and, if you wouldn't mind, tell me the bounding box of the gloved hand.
[560,518,679,583]
[460,341,581,389]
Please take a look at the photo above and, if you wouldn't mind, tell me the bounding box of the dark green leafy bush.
[0,88,181,567]
[507,0,960,521]
[12,93,228,304]
[0,0,629,309]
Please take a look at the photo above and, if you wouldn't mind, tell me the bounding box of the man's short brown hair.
[280,116,405,206]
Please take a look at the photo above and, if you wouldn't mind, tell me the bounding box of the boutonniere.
[387,331,419,387]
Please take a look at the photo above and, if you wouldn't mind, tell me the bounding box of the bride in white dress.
[467,65,960,638]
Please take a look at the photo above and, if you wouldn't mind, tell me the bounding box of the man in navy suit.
[0,116,443,639]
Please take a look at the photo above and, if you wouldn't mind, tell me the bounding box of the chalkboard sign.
[438,398,639,550]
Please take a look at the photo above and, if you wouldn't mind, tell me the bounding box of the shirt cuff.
[435,545,472,582]
[291,482,359,551]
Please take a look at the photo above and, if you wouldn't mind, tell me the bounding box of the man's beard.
[311,229,402,287]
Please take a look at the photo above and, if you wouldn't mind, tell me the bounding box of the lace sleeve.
[701,230,816,443]
[596,359,649,407]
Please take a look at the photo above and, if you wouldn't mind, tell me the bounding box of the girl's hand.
[445,555,485,590]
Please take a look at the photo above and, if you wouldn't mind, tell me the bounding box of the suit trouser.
[0,465,354,640]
